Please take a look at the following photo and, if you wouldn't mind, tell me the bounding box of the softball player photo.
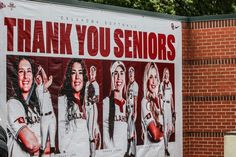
[85,66,101,157]
[6,56,176,157]
[140,62,164,155]
[125,67,139,157]
[58,59,90,156]
[159,67,176,156]
[35,65,56,157]
[102,61,128,157]
[7,57,42,157]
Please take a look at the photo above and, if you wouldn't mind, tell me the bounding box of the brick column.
[182,19,236,157]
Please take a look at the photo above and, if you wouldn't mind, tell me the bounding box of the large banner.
[0,0,182,157]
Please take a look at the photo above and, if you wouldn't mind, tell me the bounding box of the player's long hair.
[10,56,40,124]
[162,67,169,82]
[126,66,135,99]
[162,67,170,96]
[143,62,160,98]
[108,61,126,139]
[60,59,88,124]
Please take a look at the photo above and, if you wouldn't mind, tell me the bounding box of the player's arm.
[39,66,48,83]
[171,93,176,127]
[170,83,175,117]
[44,75,53,90]
[133,83,139,121]
[171,94,175,113]
[92,82,100,103]
[39,65,53,91]
[158,83,163,100]
[18,126,40,153]
[133,95,138,121]
[159,95,163,115]
[7,99,40,153]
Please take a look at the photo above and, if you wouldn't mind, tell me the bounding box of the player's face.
[113,66,125,92]
[147,67,158,94]
[18,59,33,95]
[164,69,170,82]
[71,62,84,93]
[129,70,135,83]
[90,67,96,81]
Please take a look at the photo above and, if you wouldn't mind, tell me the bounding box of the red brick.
[183,19,236,157]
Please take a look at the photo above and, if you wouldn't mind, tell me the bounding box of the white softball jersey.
[103,97,128,152]
[160,82,173,103]
[160,82,173,134]
[127,81,139,112]
[35,83,54,116]
[58,95,90,156]
[140,98,164,156]
[7,98,41,157]
[141,98,164,144]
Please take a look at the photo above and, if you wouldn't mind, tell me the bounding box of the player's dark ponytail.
[108,91,115,139]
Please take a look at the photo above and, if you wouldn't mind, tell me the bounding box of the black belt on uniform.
[164,100,170,103]
[40,111,52,116]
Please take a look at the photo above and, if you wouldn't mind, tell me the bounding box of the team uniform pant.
[163,102,173,148]
[40,113,56,150]
[86,103,99,157]
[127,111,136,156]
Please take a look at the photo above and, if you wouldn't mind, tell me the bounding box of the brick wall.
[182,19,236,157]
